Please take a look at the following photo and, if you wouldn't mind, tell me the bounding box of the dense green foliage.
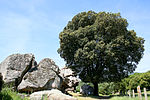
[100,71,150,95]
[58,11,145,95]
[99,82,117,95]
[118,71,150,94]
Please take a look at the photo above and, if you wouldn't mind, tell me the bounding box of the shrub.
[99,82,116,95]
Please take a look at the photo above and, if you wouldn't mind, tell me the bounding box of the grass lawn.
[69,91,150,100]
[110,96,150,100]
[69,92,110,100]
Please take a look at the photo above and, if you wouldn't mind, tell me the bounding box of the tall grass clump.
[0,87,29,100]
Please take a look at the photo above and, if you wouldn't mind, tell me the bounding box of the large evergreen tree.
[58,11,144,95]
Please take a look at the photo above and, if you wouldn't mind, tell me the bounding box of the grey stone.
[30,89,77,100]
[18,58,62,92]
[80,84,94,95]
[59,67,80,92]
[0,53,35,88]
[60,67,75,77]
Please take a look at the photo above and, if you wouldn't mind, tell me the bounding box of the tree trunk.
[93,82,99,96]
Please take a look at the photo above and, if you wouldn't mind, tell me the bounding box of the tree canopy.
[58,11,144,95]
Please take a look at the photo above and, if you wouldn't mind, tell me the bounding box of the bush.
[99,82,116,95]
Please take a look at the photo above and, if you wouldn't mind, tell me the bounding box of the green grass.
[0,87,29,100]
[70,91,150,100]
[69,92,110,100]
[110,90,150,100]
[110,96,150,100]
[1,87,150,100]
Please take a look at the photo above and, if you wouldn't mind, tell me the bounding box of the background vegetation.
[76,70,150,96]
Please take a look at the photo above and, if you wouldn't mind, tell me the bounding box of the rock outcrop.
[0,53,80,94]
[18,58,62,92]
[80,84,94,95]
[30,89,77,100]
[0,53,35,88]
[59,67,80,92]
[0,73,3,91]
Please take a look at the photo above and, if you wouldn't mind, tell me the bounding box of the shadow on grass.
[73,93,111,99]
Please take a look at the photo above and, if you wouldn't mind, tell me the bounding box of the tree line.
[118,70,150,95]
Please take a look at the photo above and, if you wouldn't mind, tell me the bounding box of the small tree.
[58,11,144,95]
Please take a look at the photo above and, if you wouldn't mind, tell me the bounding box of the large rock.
[18,58,62,92]
[30,89,77,100]
[0,73,3,91]
[80,84,94,95]
[60,67,80,92]
[0,53,35,88]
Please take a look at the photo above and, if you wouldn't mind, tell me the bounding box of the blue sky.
[0,0,150,72]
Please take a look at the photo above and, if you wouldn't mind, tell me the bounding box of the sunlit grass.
[69,91,150,100]
[69,92,106,100]
[1,87,150,100]
[0,87,29,100]
[110,96,150,100]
